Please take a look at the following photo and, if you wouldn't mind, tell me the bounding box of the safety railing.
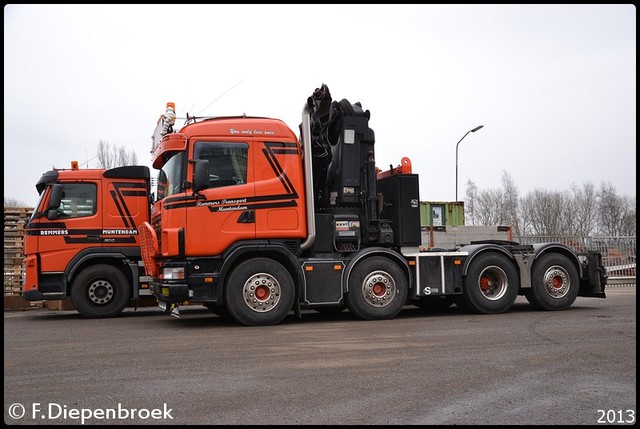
[519,235,636,286]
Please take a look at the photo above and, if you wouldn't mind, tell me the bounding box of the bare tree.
[597,183,633,236]
[4,197,27,207]
[501,171,520,236]
[464,172,516,229]
[474,188,503,226]
[620,196,636,236]
[517,199,534,239]
[464,179,478,225]
[568,182,598,236]
[463,172,635,238]
[96,140,137,168]
[521,189,573,236]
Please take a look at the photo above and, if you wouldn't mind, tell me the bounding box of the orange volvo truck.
[138,84,607,326]
[23,162,153,317]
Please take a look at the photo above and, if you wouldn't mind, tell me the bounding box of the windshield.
[156,151,185,200]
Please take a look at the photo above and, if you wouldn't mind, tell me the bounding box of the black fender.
[343,247,412,293]
[457,241,583,292]
[456,243,518,277]
[65,247,142,298]
[219,240,305,309]
[530,242,583,278]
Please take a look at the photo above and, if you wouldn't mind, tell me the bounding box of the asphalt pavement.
[4,286,636,425]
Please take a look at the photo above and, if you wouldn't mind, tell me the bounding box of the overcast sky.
[4,4,636,208]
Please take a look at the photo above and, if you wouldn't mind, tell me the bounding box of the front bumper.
[151,281,190,304]
[23,289,66,301]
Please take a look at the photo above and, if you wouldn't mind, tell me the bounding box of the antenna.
[79,154,98,168]
[196,78,244,116]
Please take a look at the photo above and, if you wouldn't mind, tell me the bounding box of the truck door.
[253,139,306,240]
[102,177,148,248]
[33,180,101,277]
[186,140,255,256]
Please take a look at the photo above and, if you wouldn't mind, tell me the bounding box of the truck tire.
[71,265,130,318]
[224,258,295,326]
[461,252,518,314]
[525,253,580,311]
[346,256,408,320]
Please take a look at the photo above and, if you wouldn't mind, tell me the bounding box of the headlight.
[162,267,185,280]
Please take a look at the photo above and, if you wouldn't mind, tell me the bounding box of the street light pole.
[455,125,484,201]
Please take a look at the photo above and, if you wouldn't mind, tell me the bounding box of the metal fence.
[519,235,636,285]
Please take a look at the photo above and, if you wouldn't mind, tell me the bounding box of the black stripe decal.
[206,199,297,212]
[26,223,67,229]
[265,142,298,198]
[166,193,299,210]
[262,148,292,194]
[121,190,148,196]
[27,228,139,236]
[163,141,300,214]
[110,189,131,228]
[64,237,137,244]
[108,181,148,228]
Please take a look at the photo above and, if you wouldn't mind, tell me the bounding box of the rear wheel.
[224,258,295,326]
[71,265,130,318]
[461,253,518,314]
[346,256,408,320]
[525,253,580,311]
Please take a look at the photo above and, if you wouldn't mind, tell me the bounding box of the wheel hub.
[361,271,396,307]
[242,273,281,312]
[543,266,569,298]
[477,266,508,300]
[88,280,114,305]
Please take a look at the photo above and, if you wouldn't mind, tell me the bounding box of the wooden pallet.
[4,206,33,296]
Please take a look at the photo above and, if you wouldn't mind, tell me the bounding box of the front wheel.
[461,252,518,314]
[525,253,580,311]
[71,265,130,318]
[346,256,408,320]
[224,258,295,326]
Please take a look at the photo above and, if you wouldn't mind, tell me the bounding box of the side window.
[194,142,249,188]
[58,183,97,218]
[156,151,185,200]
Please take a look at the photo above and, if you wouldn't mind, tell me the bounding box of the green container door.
[420,201,465,227]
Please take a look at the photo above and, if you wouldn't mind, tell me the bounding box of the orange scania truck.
[138,84,607,326]
[23,162,153,317]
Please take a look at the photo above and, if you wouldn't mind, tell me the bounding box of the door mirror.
[192,159,210,192]
[45,183,63,220]
[48,183,63,210]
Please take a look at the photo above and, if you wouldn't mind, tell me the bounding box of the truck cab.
[150,116,308,259]
[23,163,151,317]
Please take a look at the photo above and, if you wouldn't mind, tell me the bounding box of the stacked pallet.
[4,206,33,296]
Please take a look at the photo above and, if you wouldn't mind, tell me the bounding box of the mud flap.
[579,251,607,298]
[158,300,180,318]
[170,305,180,319]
